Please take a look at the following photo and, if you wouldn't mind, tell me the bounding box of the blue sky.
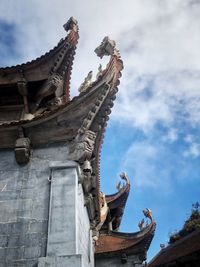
[0,0,200,261]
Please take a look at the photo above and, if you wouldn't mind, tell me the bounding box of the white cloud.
[184,134,194,143]
[163,128,179,143]
[120,136,200,191]
[184,142,200,158]
[0,0,200,131]
[120,141,172,190]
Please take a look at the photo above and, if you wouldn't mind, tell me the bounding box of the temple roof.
[95,208,156,258]
[0,19,156,257]
[0,17,79,128]
[0,17,78,89]
[147,230,200,267]
[103,172,130,231]
[0,21,124,230]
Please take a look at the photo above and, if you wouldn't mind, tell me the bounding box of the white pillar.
[38,161,88,267]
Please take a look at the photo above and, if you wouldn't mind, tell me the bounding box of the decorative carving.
[119,172,130,184]
[82,173,95,194]
[34,73,63,109]
[138,209,154,231]
[96,64,103,80]
[78,83,110,135]
[17,77,29,114]
[95,36,117,58]
[81,159,96,194]
[63,17,78,32]
[96,192,108,231]
[116,172,130,191]
[83,159,93,173]
[78,71,93,93]
[68,130,96,162]
[15,137,31,164]
[143,208,153,222]
[84,193,96,221]
[138,218,145,230]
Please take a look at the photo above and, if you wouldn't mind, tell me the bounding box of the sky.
[0,0,200,261]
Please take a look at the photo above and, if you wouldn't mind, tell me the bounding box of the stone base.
[38,255,82,267]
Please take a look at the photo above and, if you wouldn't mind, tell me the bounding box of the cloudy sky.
[1,0,200,260]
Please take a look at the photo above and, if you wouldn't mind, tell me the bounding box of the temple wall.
[95,255,144,267]
[77,179,94,266]
[0,144,94,267]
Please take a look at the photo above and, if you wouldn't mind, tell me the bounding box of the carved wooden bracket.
[15,137,31,165]
[34,73,63,109]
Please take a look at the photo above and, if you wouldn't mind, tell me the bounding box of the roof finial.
[95,36,117,58]
[116,172,130,191]
[120,172,130,185]
[143,208,153,222]
[63,17,78,32]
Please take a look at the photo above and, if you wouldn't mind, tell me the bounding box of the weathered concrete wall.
[0,144,94,267]
[95,255,144,267]
[77,181,94,266]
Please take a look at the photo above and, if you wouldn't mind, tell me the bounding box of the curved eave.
[104,182,130,230]
[0,27,79,85]
[147,230,200,267]
[0,38,65,79]
[0,50,122,130]
[106,183,130,208]
[90,54,123,224]
[95,221,156,256]
[0,40,123,229]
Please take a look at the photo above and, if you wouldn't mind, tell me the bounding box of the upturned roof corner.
[0,18,156,260]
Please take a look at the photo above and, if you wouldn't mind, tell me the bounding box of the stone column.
[38,160,93,267]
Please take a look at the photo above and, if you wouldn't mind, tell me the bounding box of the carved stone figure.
[78,71,93,93]
[68,130,96,162]
[84,193,96,221]
[63,17,78,32]
[34,73,63,110]
[95,36,116,58]
[82,159,96,194]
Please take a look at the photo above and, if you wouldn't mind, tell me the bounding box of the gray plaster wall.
[95,255,144,267]
[77,182,94,266]
[0,144,94,267]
